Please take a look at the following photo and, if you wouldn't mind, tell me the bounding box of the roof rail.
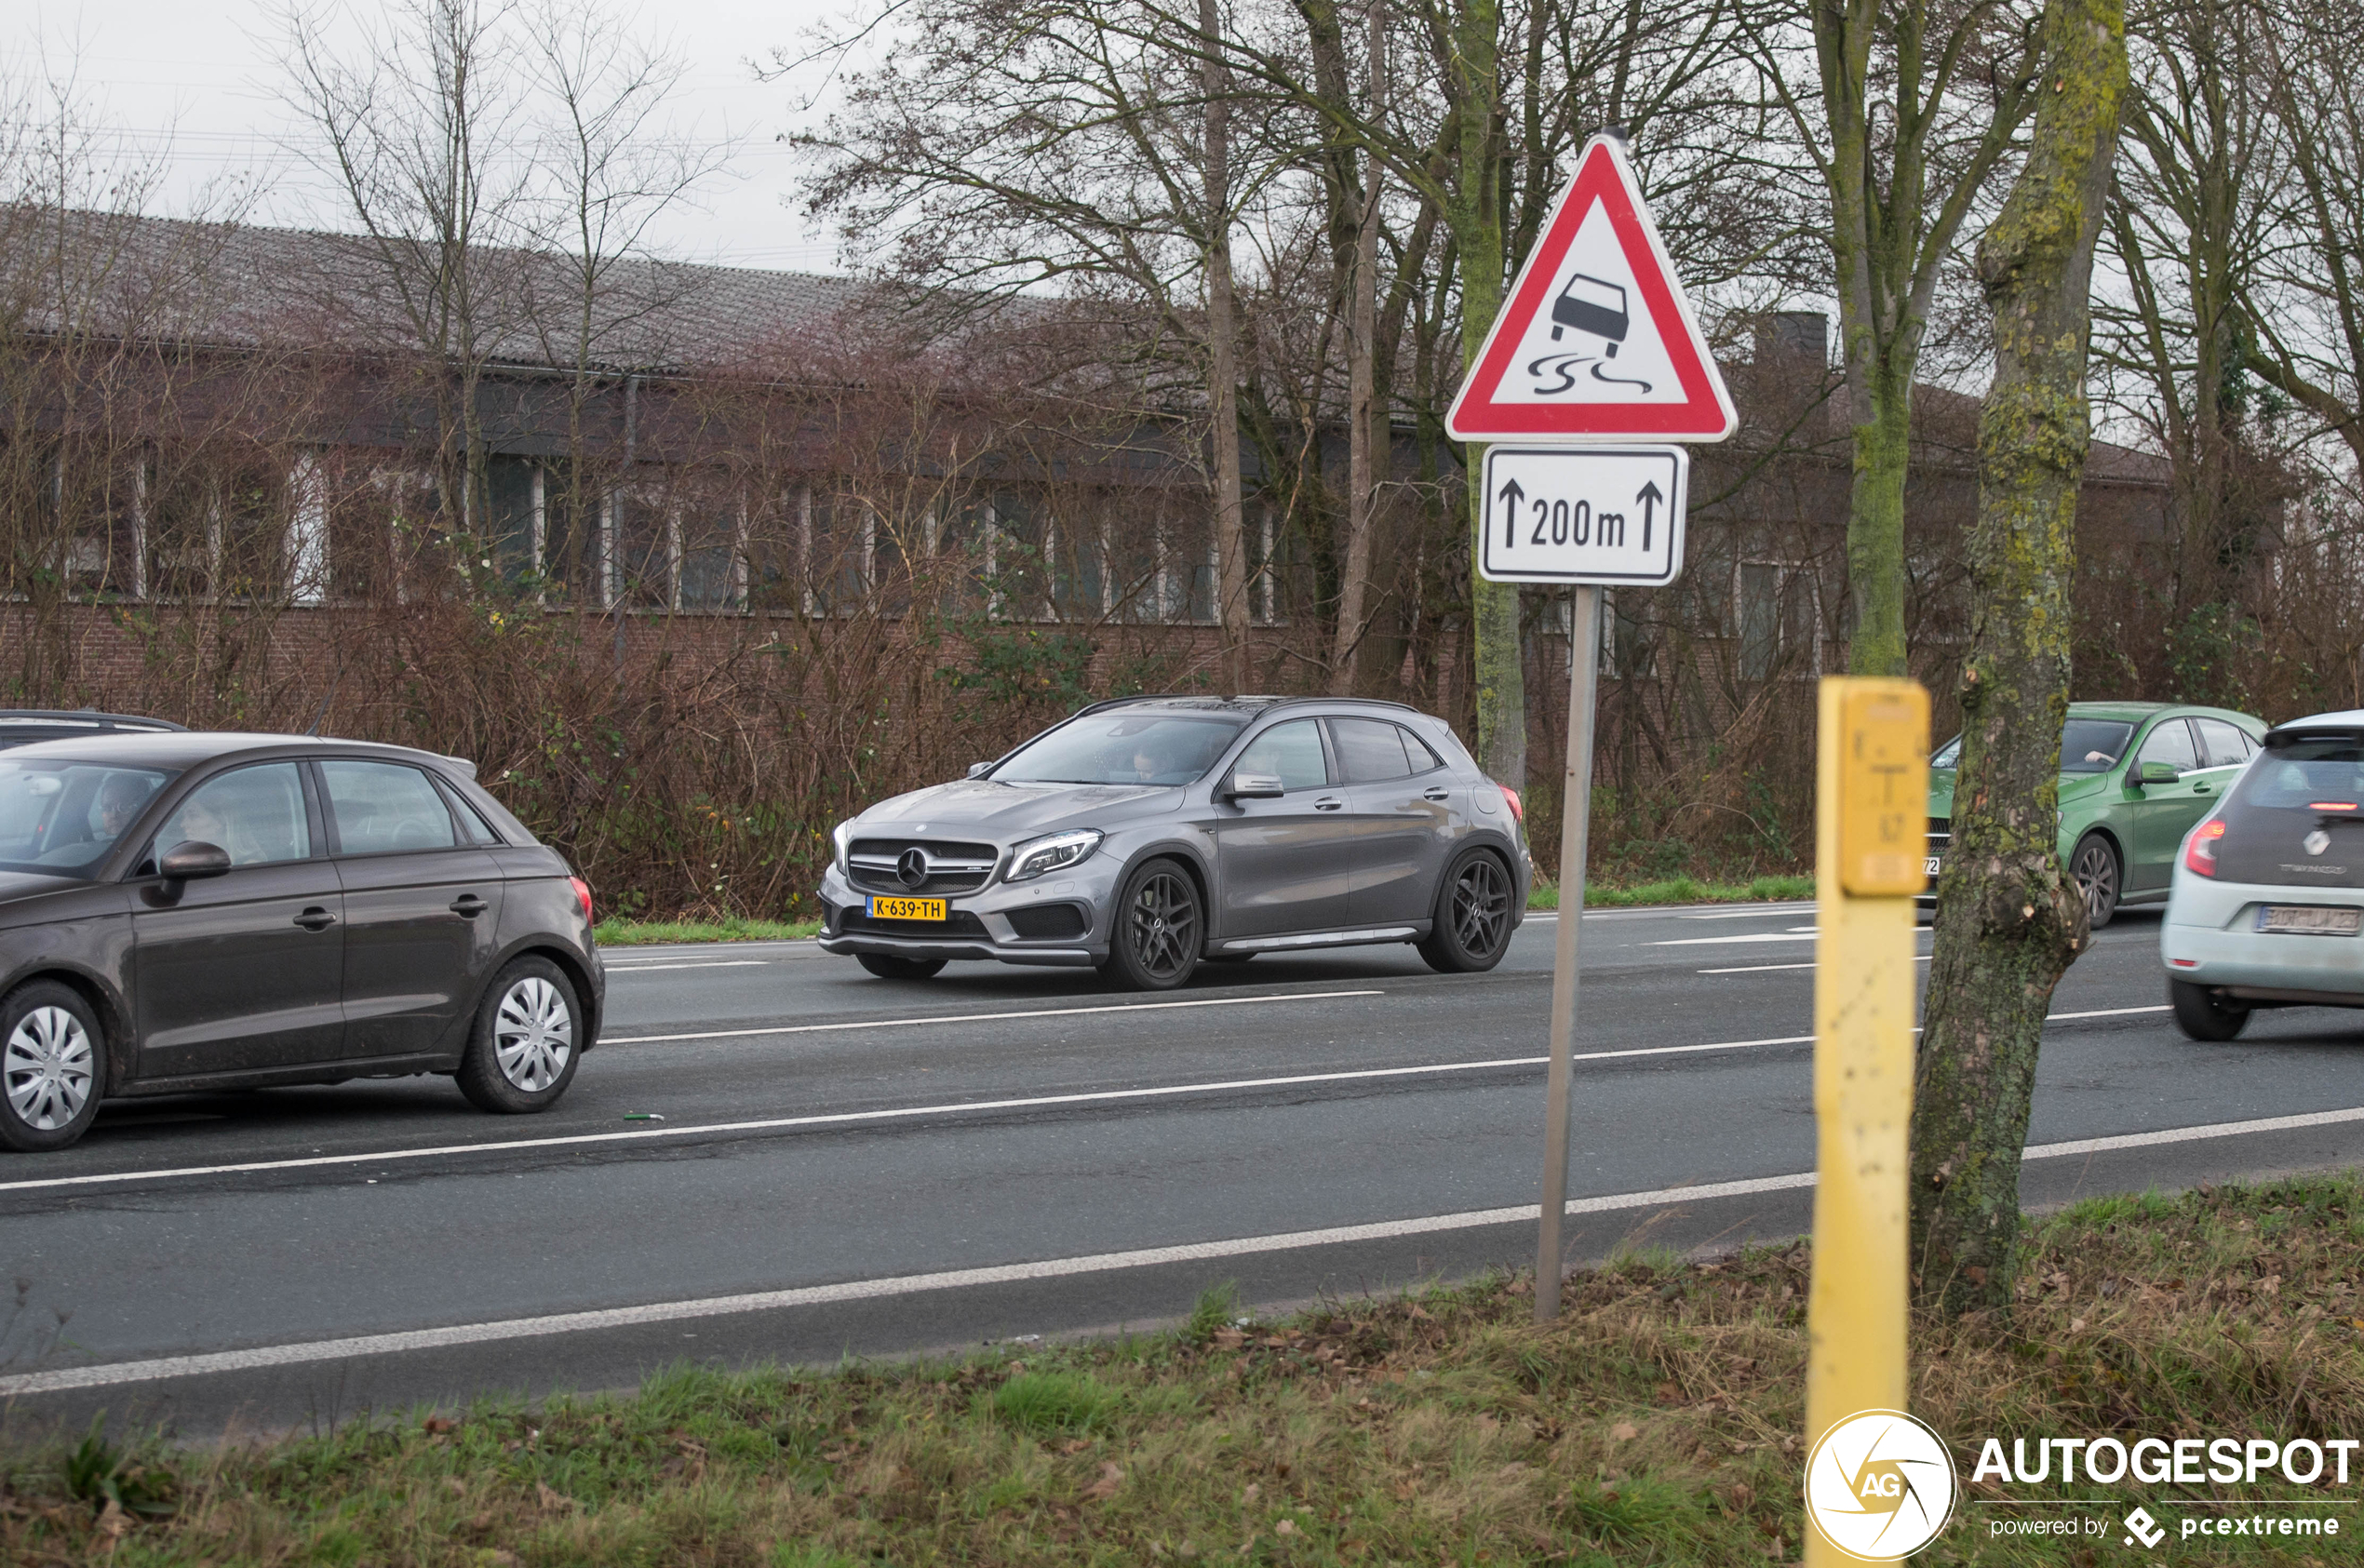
[1062,692,1426,721]
[0,709,189,731]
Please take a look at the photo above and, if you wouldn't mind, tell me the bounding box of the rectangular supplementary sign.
[1477,445,1687,586]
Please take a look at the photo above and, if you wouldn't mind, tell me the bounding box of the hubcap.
[5,1006,93,1131]
[1452,860,1510,956]
[1127,872,1199,979]
[2075,843,2116,922]
[494,977,573,1092]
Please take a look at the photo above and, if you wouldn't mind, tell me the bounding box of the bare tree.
[1748,0,2046,677]
[521,0,732,598]
[279,0,534,542]
[1912,0,2127,1317]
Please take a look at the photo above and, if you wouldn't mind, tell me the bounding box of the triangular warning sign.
[1446,136,1735,443]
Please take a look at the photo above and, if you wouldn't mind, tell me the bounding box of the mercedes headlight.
[832,820,855,875]
[1007,828,1102,882]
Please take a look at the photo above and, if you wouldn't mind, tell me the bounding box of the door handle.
[1423,787,1452,802]
[450,894,490,918]
[1313,797,1344,811]
[293,906,337,931]
[2193,784,2213,795]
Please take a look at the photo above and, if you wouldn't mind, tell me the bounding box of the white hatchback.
[2162,710,2364,1039]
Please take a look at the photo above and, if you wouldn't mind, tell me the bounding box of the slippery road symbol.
[1530,274,1652,393]
[1550,275,1629,350]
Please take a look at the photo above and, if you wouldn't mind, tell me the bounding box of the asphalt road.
[7,898,2364,1439]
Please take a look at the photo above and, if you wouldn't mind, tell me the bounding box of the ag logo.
[1803,1410,1957,1561]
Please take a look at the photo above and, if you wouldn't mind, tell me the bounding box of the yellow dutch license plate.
[869,895,947,921]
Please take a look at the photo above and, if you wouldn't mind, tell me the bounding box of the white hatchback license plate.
[2257,905,2363,936]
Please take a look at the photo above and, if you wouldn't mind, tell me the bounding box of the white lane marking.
[605,961,772,973]
[20,1094,2364,1397]
[1678,905,1820,920]
[1699,956,1935,974]
[1652,931,1823,947]
[0,1171,1823,1397]
[0,1003,2180,1199]
[2047,1005,2169,1021]
[0,1031,1812,1199]
[603,988,1385,1046]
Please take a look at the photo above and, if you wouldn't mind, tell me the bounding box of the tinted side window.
[437,779,504,845]
[1402,727,1444,772]
[321,760,459,854]
[2134,719,2199,772]
[1331,717,1413,784]
[1233,720,1328,792]
[154,763,312,867]
[2193,717,2252,769]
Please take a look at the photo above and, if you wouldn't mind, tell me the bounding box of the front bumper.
[2162,876,2364,1003]
[816,859,1122,968]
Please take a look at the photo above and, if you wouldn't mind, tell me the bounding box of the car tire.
[2169,978,2250,1041]
[456,958,583,1114]
[0,981,107,1153]
[1417,850,1515,974]
[857,954,947,980]
[2070,833,2121,931]
[1098,858,1202,992]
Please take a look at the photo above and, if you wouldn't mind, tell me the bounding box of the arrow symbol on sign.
[1497,476,1525,548]
[1635,480,1662,552]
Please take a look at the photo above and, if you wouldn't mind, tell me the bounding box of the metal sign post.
[1450,131,1735,1324]
[1473,448,1686,1323]
[1534,583,1601,1321]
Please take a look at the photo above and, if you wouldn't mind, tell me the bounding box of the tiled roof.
[3,208,966,375]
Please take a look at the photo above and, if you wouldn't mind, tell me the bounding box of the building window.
[1738,560,1820,680]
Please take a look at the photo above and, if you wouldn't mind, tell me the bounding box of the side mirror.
[158,840,232,883]
[2135,760,2180,786]
[1225,772,1286,801]
[965,761,995,780]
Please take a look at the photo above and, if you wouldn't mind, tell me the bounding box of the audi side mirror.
[966,761,994,780]
[2135,760,2180,787]
[158,840,232,883]
[1226,772,1286,801]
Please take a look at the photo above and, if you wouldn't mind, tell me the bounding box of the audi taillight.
[571,876,594,921]
[2183,819,2225,878]
[1498,784,1525,823]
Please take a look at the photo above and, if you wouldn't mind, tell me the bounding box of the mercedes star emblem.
[897,848,932,888]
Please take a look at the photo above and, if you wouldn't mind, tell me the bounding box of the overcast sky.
[8,0,851,273]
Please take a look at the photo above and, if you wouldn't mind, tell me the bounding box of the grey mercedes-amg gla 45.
[818,696,1533,989]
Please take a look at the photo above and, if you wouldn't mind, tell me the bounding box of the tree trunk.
[1202,0,1252,693]
[1844,347,1913,677]
[1330,4,1384,696]
[1910,0,2128,1317]
[1449,0,1523,785]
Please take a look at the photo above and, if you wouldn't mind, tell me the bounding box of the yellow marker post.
[1805,677,1928,1567]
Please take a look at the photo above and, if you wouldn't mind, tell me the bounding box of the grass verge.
[594,916,821,946]
[1527,873,1816,910]
[9,1176,2361,1564]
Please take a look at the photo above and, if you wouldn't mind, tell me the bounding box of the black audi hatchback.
[0,731,604,1151]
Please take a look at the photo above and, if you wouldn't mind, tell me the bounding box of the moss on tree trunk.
[1910,0,2128,1316]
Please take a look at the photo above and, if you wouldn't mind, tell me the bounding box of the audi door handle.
[293,907,337,931]
[451,895,490,918]
[1423,787,1452,802]
[1313,797,1345,811]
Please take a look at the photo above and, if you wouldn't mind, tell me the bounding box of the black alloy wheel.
[1101,859,1202,991]
[858,954,947,981]
[2070,833,2121,931]
[1417,851,1513,973]
[2169,977,2250,1041]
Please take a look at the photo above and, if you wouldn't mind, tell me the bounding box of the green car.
[1926,701,2268,929]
